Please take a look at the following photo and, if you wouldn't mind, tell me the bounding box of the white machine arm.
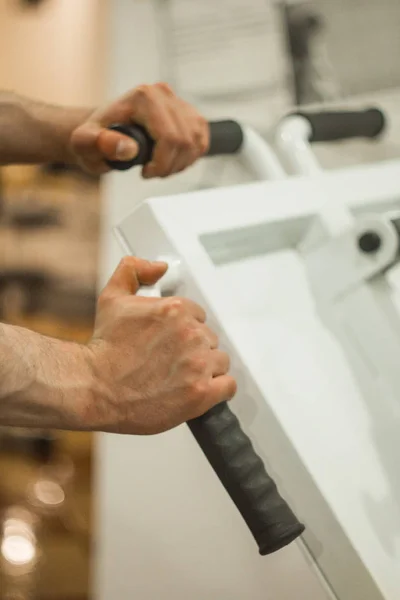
[275,108,385,176]
[111,109,400,598]
[275,107,400,410]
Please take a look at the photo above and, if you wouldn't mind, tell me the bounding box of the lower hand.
[70,83,209,177]
[83,257,236,435]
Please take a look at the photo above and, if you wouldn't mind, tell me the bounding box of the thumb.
[105,257,168,296]
[97,128,139,162]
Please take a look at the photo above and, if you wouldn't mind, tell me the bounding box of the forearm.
[0,322,94,430]
[0,91,92,166]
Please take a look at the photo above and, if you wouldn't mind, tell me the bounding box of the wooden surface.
[0,166,99,600]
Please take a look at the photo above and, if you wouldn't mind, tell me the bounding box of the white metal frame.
[115,157,400,600]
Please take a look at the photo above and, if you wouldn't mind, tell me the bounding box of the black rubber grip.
[294,108,385,143]
[106,120,244,171]
[106,124,155,171]
[188,402,305,555]
[207,120,244,156]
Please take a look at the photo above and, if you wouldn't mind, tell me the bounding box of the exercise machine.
[105,108,400,599]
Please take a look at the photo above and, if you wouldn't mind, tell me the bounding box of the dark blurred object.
[0,429,56,463]
[20,0,47,7]
[0,269,96,322]
[282,2,324,105]
[0,270,49,318]
[41,162,100,182]
[0,171,4,221]
[0,147,96,600]
[8,205,61,229]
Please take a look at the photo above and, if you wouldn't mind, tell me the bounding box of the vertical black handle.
[188,403,304,555]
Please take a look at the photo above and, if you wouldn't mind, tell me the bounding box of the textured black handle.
[106,120,244,171]
[106,124,155,171]
[188,402,305,555]
[207,120,244,156]
[294,108,385,143]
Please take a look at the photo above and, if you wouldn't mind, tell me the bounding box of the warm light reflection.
[1,510,37,567]
[1,535,36,566]
[32,479,65,507]
[3,592,29,600]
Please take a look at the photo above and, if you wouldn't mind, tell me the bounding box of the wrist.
[79,342,116,432]
[0,324,95,430]
[0,324,36,402]
[47,106,93,165]
[31,336,97,430]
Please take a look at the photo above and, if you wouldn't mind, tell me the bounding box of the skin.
[0,83,237,435]
[0,82,209,177]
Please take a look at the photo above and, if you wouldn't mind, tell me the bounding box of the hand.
[84,257,236,435]
[70,83,209,177]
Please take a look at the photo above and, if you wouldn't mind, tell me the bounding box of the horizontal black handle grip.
[106,120,244,171]
[293,108,385,143]
[188,402,305,555]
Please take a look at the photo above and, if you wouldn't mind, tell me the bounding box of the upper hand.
[70,83,209,177]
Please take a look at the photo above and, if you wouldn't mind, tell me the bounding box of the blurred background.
[0,1,400,599]
[0,2,104,599]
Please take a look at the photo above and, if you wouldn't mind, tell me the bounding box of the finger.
[169,101,208,174]
[193,376,237,417]
[172,102,210,174]
[70,121,101,163]
[211,350,230,376]
[117,86,179,179]
[97,129,139,162]
[105,257,167,296]
[162,297,206,323]
[208,375,237,404]
[178,298,207,323]
[142,130,179,179]
[201,324,219,349]
[166,102,197,175]
[140,94,185,178]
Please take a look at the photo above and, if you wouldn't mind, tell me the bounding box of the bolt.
[358,231,382,254]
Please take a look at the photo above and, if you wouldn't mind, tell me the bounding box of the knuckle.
[134,84,153,101]
[97,290,114,308]
[119,256,135,269]
[195,115,208,131]
[210,330,220,347]
[158,297,185,318]
[164,131,181,146]
[179,136,194,151]
[188,380,209,403]
[199,114,208,126]
[199,137,209,155]
[220,351,230,370]
[190,356,208,374]
[156,81,174,95]
[180,325,204,345]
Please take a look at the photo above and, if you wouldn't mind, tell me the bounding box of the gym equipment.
[109,121,305,556]
[110,107,400,599]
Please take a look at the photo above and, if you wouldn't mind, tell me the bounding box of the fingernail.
[116,140,138,161]
[142,162,156,179]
